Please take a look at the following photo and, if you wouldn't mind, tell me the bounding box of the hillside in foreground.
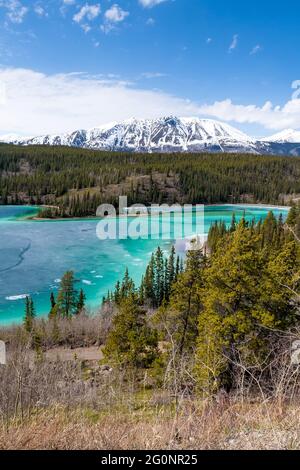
[1,206,300,450]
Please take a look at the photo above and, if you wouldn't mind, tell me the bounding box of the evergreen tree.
[24,296,35,333]
[77,289,86,314]
[142,254,156,307]
[230,213,237,232]
[49,292,57,319]
[103,295,158,369]
[155,246,205,357]
[195,220,300,394]
[154,247,165,306]
[120,268,135,300]
[56,271,79,318]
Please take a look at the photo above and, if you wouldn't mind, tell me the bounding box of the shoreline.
[207,202,291,210]
[12,202,291,222]
[0,203,291,327]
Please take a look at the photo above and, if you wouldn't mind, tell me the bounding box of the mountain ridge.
[1,116,300,156]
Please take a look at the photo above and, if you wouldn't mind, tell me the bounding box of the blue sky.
[0,0,300,137]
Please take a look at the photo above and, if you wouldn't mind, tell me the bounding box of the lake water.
[0,204,288,325]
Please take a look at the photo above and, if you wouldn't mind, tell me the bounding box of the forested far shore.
[0,144,300,218]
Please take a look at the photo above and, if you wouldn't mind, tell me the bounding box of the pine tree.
[103,295,158,369]
[56,271,79,318]
[114,281,121,304]
[24,296,35,333]
[175,256,180,277]
[165,246,176,301]
[50,292,56,309]
[142,254,156,307]
[76,289,86,314]
[49,292,57,319]
[195,220,300,394]
[120,268,135,300]
[230,213,237,232]
[155,247,205,357]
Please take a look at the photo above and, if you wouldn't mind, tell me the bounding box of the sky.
[0,0,300,137]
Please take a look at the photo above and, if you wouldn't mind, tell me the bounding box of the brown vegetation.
[1,316,300,450]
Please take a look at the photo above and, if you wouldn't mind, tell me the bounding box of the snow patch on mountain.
[262,129,300,144]
[1,117,300,156]
[0,117,257,153]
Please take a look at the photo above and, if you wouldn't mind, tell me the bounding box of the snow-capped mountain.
[261,129,300,144]
[1,117,300,156]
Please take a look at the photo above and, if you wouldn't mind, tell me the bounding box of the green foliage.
[103,208,299,395]
[77,289,86,314]
[105,246,181,309]
[103,295,158,369]
[286,201,300,238]
[195,217,300,394]
[56,271,81,318]
[140,246,181,308]
[23,296,35,333]
[154,247,205,356]
[48,292,57,319]
[0,145,299,216]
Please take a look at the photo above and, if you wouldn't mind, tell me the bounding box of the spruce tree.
[24,296,35,333]
[56,271,79,318]
[195,220,300,394]
[154,247,165,307]
[103,294,158,369]
[49,292,57,319]
[77,289,86,314]
[155,246,205,357]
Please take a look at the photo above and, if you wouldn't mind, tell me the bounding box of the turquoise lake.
[0,204,289,325]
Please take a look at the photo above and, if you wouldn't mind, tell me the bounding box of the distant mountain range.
[1,117,300,156]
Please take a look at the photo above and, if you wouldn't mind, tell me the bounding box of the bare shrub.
[1,312,300,449]
[0,308,114,352]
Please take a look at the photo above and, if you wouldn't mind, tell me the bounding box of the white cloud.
[101,4,129,33]
[0,0,28,23]
[140,72,167,79]
[146,17,155,25]
[0,67,200,136]
[139,0,169,7]
[104,4,129,23]
[73,3,101,23]
[228,34,238,53]
[2,68,300,137]
[60,0,75,15]
[81,23,91,33]
[250,44,262,55]
[34,4,48,17]
[198,97,300,131]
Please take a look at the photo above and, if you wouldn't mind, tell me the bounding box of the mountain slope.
[262,129,300,144]
[1,117,300,156]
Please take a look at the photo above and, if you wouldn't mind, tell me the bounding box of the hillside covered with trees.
[0,144,300,217]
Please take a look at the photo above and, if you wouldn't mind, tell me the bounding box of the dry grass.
[1,399,300,450]
[2,317,300,450]
[0,309,113,351]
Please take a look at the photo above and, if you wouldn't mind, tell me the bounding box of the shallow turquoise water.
[0,205,288,325]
